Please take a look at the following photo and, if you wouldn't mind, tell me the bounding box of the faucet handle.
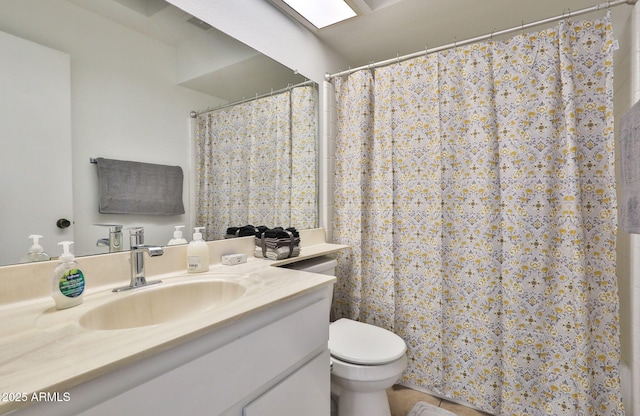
[128,227,145,247]
[94,223,123,232]
[93,224,124,252]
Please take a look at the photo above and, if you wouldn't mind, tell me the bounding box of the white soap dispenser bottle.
[21,234,51,263]
[167,225,188,246]
[51,241,85,310]
[187,227,209,273]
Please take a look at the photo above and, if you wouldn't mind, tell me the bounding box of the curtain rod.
[190,80,316,118]
[325,0,636,81]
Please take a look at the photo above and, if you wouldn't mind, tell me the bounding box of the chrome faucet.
[95,224,123,252]
[113,227,164,292]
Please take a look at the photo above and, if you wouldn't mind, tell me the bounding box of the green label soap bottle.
[51,241,85,310]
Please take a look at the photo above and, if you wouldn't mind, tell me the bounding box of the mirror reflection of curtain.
[195,86,317,240]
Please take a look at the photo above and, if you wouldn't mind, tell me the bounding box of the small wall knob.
[56,218,71,229]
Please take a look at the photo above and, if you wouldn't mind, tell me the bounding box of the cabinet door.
[244,350,330,416]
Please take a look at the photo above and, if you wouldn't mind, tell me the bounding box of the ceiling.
[70,0,306,102]
[71,0,635,99]
[300,0,635,70]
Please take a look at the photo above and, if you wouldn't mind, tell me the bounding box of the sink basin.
[79,280,246,330]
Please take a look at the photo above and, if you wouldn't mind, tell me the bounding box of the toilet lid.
[329,318,406,365]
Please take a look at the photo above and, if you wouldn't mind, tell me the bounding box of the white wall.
[176,29,259,84]
[622,4,640,414]
[0,0,221,257]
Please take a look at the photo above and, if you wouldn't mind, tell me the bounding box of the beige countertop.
[0,233,348,414]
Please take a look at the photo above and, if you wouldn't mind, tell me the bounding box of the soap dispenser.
[51,241,85,310]
[167,225,188,246]
[187,227,209,273]
[21,234,50,263]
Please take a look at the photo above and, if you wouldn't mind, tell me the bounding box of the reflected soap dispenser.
[51,241,85,310]
[21,234,50,263]
[167,225,188,246]
[187,227,209,273]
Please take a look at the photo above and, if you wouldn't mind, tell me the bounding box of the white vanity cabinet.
[243,350,329,416]
[13,286,332,416]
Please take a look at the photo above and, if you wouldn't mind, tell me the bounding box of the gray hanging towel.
[96,157,185,215]
[619,100,640,233]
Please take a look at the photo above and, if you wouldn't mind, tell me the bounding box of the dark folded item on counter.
[254,225,270,237]
[225,225,270,238]
[237,225,258,237]
[225,227,240,239]
[254,227,301,260]
[262,227,300,239]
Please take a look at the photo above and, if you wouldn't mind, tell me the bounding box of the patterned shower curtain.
[332,15,623,415]
[195,86,317,240]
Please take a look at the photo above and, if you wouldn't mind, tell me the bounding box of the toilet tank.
[282,256,337,276]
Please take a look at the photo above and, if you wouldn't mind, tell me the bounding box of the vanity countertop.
[0,239,346,414]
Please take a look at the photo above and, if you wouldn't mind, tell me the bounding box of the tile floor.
[387,385,492,416]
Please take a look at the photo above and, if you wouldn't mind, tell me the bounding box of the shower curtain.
[332,15,623,415]
[195,86,317,240]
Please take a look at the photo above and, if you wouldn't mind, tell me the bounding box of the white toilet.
[284,257,408,416]
[329,318,407,416]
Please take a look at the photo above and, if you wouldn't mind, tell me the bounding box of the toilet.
[284,257,408,416]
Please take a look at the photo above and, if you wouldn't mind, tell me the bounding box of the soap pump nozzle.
[28,234,44,253]
[21,234,50,263]
[57,241,75,263]
[167,225,188,246]
[193,227,205,241]
[173,225,185,239]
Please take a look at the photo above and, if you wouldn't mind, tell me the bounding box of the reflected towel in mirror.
[96,157,185,215]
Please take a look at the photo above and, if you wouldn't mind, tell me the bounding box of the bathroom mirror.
[0,0,316,266]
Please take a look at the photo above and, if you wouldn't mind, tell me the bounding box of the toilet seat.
[329,318,406,365]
